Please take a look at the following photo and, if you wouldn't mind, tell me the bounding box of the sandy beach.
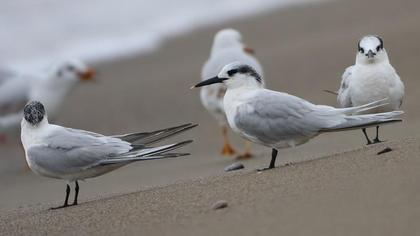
[2,138,420,235]
[1,0,420,234]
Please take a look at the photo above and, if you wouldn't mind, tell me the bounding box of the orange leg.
[221,125,236,156]
[236,141,254,159]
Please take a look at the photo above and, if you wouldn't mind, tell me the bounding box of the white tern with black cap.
[21,101,196,209]
[336,35,405,144]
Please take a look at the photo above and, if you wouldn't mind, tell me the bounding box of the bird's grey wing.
[391,72,405,108]
[337,66,354,107]
[27,145,91,176]
[27,127,132,174]
[235,90,323,145]
[64,127,106,138]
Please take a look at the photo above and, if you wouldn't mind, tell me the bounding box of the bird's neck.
[356,59,390,68]
[355,51,390,66]
[21,119,50,147]
[211,43,243,56]
[21,118,49,131]
[226,79,263,90]
[224,85,260,104]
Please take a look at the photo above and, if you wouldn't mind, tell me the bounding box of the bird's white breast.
[223,87,253,134]
[349,63,403,112]
[21,121,52,173]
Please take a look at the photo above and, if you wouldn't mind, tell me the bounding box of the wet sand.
[1,0,420,234]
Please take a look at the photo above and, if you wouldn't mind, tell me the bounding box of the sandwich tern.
[336,35,404,144]
[21,101,196,209]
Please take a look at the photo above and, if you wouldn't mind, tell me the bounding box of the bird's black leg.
[257,149,278,171]
[50,184,70,210]
[372,126,384,144]
[72,181,79,206]
[362,128,373,145]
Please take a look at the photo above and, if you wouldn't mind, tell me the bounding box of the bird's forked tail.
[320,110,403,133]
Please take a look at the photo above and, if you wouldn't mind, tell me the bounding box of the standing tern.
[193,62,403,171]
[336,35,404,144]
[200,28,264,158]
[21,101,196,209]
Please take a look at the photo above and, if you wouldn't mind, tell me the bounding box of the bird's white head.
[23,101,48,127]
[193,62,263,89]
[211,29,254,55]
[356,35,388,65]
[49,59,95,83]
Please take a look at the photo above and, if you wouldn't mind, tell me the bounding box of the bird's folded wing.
[337,65,354,108]
[342,65,354,81]
[26,128,132,173]
[27,145,103,174]
[234,90,321,144]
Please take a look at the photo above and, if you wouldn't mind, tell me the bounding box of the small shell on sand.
[224,162,244,172]
[212,200,228,210]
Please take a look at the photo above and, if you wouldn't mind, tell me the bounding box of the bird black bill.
[193,76,228,88]
[367,50,376,58]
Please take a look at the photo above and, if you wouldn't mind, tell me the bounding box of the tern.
[21,101,196,209]
[336,35,404,144]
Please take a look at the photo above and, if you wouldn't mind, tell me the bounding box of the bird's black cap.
[23,101,45,125]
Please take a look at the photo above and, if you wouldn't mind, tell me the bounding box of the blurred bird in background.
[0,59,95,143]
[199,28,264,159]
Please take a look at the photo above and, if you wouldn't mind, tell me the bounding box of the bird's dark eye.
[376,46,381,51]
[359,48,365,54]
[227,69,238,76]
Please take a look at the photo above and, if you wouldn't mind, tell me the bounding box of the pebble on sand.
[212,200,228,210]
[224,162,244,172]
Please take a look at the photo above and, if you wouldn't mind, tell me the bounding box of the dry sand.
[1,139,419,235]
[1,0,420,234]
